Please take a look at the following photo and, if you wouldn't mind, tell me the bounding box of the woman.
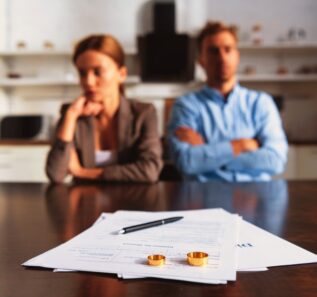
[46,34,162,183]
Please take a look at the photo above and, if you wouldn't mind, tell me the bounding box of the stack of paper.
[23,208,317,284]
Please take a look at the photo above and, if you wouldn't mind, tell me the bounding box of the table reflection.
[45,180,288,239]
[171,180,289,235]
[45,183,164,241]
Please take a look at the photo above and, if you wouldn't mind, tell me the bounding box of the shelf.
[238,43,317,51]
[0,47,137,57]
[0,77,77,87]
[0,140,50,145]
[0,75,141,87]
[238,74,317,82]
[1,44,316,56]
[0,50,71,56]
[1,74,316,88]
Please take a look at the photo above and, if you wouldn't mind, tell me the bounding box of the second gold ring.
[187,251,209,266]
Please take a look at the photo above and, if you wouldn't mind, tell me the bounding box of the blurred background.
[0,0,316,182]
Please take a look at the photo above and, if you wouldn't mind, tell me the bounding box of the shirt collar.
[201,84,241,106]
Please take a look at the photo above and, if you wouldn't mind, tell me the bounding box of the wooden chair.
[159,98,182,181]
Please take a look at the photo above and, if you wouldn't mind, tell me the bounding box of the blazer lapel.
[76,116,95,168]
[118,96,132,151]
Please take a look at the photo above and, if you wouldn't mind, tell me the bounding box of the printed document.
[24,209,240,284]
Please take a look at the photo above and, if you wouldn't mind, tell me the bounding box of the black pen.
[118,216,184,234]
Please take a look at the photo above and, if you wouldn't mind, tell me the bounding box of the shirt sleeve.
[167,96,235,175]
[225,93,288,176]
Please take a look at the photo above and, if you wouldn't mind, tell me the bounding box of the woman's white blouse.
[95,150,117,167]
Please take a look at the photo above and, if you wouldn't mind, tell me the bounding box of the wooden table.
[1,181,317,297]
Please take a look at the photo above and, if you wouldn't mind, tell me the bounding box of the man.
[168,21,288,182]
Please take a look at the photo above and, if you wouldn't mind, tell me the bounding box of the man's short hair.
[197,21,238,52]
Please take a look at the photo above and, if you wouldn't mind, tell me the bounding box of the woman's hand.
[57,96,104,142]
[68,96,104,119]
[68,148,103,180]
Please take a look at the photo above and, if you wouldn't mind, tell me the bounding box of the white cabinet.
[296,146,317,179]
[280,145,297,180]
[0,144,49,182]
[281,145,317,180]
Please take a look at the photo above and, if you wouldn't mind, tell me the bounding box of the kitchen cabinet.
[296,145,317,179]
[279,145,297,180]
[0,144,49,182]
[279,145,317,180]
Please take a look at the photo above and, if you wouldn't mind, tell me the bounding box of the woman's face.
[75,50,127,102]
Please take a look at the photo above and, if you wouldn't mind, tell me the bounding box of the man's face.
[199,31,240,86]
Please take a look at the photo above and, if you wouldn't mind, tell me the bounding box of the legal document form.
[24,209,240,284]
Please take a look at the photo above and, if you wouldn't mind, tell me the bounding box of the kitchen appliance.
[0,115,52,140]
[138,1,195,82]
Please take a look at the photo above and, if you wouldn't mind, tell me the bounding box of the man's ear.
[198,54,205,68]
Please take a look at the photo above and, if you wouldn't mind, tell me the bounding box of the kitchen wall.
[204,0,317,43]
[0,0,317,140]
[1,0,317,50]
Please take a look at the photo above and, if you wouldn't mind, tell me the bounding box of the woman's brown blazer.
[46,97,163,183]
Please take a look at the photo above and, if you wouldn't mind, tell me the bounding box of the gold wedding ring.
[147,254,166,266]
[187,251,209,266]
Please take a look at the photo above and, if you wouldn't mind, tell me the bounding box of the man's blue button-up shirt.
[168,84,288,182]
